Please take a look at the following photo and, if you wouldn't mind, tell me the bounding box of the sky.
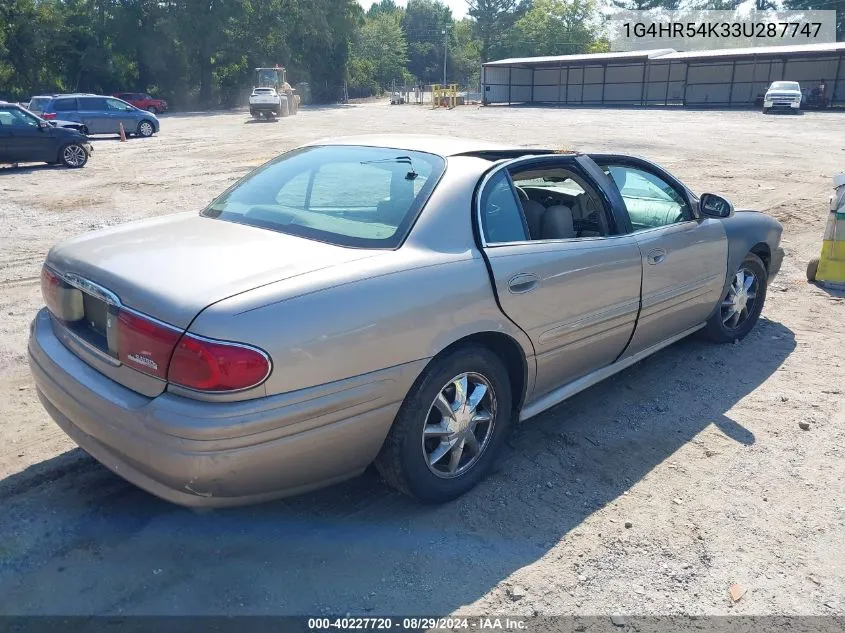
[357,0,470,20]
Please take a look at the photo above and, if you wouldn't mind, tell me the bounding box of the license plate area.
[63,291,119,359]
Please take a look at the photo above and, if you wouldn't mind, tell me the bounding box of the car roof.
[306,134,549,158]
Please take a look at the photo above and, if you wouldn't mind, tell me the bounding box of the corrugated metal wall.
[482,53,845,107]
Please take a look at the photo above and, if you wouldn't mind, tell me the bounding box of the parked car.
[113,92,168,114]
[29,135,784,507]
[0,102,92,167]
[26,95,54,114]
[40,95,159,137]
[763,81,802,113]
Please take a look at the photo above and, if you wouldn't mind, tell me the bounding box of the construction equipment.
[807,173,845,290]
[249,66,300,119]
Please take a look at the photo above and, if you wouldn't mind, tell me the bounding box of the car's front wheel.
[59,143,88,168]
[147,106,158,115]
[137,120,155,137]
[703,252,768,343]
[375,345,513,503]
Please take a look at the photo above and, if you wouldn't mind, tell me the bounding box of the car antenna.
[361,155,418,180]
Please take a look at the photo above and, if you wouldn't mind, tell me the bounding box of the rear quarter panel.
[186,155,535,398]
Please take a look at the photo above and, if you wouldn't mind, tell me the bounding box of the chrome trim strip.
[519,323,705,422]
[60,271,122,307]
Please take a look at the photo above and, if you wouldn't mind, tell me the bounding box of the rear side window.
[78,97,106,110]
[480,171,528,244]
[202,145,445,249]
[52,99,77,112]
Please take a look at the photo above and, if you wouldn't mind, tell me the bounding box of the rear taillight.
[41,112,56,120]
[41,266,83,321]
[168,335,271,392]
[116,310,182,379]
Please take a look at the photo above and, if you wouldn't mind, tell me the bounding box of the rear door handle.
[508,273,539,294]
[647,248,667,265]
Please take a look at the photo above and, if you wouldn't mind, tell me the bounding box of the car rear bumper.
[29,308,420,507]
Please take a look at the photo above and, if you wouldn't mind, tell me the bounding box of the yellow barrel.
[812,173,845,289]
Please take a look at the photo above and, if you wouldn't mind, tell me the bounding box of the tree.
[609,0,680,11]
[402,0,453,83]
[786,0,845,40]
[467,0,525,63]
[348,10,410,93]
[510,0,605,58]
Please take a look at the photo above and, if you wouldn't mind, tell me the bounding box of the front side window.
[203,145,444,248]
[106,98,133,112]
[0,107,39,127]
[601,165,691,231]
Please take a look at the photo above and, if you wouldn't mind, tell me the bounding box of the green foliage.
[0,0,632,106]
[0,0,361,105]
[510,0,606,58]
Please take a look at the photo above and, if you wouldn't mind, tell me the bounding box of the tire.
[703,253,768,343]
[807,257,819,282]
[59,143,88,168]
[375,344,513,503]
[762,108,770,114]
[137,119,155,138]
[147,106,158,115]
[280,98,290,117]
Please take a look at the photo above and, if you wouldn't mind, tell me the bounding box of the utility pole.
[442,29,447,85]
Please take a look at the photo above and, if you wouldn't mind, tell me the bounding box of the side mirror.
[699,193,734,219]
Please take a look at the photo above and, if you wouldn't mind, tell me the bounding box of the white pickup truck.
[249,87,289,119]
[763,81,802,113]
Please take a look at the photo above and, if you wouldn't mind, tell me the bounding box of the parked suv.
[113,92,168,114]
[763,81,802,113]
[0,102,92,168]
[40,95,160,137]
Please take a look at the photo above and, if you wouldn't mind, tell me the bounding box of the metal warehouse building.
[481,42,845,107]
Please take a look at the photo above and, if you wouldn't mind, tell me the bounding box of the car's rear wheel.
[703,253,767,343]
[375,345,513,503]
[59,143,88,168]
[137,120,155,138]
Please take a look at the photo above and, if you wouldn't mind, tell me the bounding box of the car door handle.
[647,248,667,265]
[508,273,539,294]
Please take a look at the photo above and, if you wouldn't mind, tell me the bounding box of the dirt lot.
[0,103,843,617]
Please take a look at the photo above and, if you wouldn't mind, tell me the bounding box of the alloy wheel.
[139,121,154,137]
[422,372,497,479]
[721,267,759,330]
[63,144,86,167]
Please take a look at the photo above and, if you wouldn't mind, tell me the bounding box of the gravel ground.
[0,103,843,617]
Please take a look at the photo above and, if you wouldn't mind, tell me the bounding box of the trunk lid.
[44,213,383,395]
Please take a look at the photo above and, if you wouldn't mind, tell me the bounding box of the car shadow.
[0,163,64,173]
[243,118,281,124]
[0,318,795,615]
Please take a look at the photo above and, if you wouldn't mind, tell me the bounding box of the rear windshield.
[770,81,800,91]
[202,145,445,248]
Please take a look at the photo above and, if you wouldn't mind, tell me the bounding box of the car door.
[76,97,110,134]
[105,97,139,133]
[0,112,13,162]
[0,106,54,163]
[592,156,728,357]
[478,155,643,400]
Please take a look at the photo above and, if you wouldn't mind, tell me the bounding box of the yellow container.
[808,174,845,290]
